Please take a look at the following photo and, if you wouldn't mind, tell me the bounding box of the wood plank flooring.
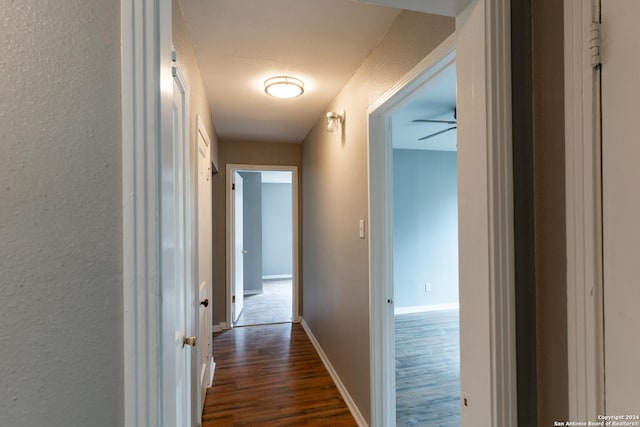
[235,280,293,327]
[395,309,461,427]
[203,323,357,426]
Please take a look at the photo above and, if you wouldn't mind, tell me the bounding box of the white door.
[196,121,213,409]
[160,64,192,426]
[232,172,245,323]
[601,0,640,414]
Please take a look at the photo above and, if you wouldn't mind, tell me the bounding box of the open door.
[232,172,245,323]
[226,165,300,328]
[196,116,213,411]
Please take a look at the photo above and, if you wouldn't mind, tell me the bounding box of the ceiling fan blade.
[412,119,457,125]
[418,126,457,141]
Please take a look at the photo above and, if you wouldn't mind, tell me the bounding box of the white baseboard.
[244,289,263,296]
[394,302,459,315]
[212,322,228,333]
[208,357,215,387]
[300,318,368,427]
[196,357,216,413]
[262,274,292,280]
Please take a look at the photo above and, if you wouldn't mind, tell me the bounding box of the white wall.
[0,1,123,425]
[301,11,454,423]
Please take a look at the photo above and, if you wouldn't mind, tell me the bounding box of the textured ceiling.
[179,0,401,143]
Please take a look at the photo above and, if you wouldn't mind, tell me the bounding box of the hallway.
[203,323,356,426]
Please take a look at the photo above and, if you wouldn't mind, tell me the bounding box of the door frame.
[564,0,605,419]
[369,0,516,424]
[368,37,456,425]
[225,164,300,328]
[121,0,173,425]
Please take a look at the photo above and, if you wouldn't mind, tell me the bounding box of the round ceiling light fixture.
[264,76,304,99]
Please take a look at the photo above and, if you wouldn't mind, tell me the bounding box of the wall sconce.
[326,111,345,132]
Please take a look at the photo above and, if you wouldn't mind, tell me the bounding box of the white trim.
[300,319,368,427]
[199,364,207,394]
[225,164,300,328]
[198,357,215,388]
[394,303,459,315]
[263,274,293,280]
[564,0,605,419]
[474,0,517,423]
[209,358,216,386]
[121,0,171,425]
[368,34,456,113]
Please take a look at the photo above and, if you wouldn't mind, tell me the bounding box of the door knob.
[183,336,197,347]
[242,250,248,254]
[200,299,209,307]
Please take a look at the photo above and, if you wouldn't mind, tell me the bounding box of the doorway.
[390,60,460,425]
[226,165,300,328]
[368,11,516,422]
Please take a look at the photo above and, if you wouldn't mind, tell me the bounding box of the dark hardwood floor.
[395,309,461,427]
[203,323,357,426]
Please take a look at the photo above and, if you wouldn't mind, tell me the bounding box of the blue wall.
[262,183,293,277]
[393,149,458,308]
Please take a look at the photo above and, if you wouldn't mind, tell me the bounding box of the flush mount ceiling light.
[264,76,304,99]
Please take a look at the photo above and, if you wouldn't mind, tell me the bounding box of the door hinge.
[171,49,178,76]
[232,183,235,190]
[232,295,236,303]
[590,21,602,68]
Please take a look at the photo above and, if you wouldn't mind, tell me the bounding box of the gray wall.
[301,11,454,423]
[240,172,263,293]
[0,1,123,425]
[393,150,458,308]
[262,183,293,277]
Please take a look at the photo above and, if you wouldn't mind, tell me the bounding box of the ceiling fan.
[412,108,457,141]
